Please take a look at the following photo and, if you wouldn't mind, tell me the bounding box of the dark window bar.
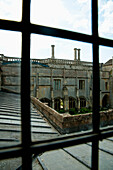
[21,0,31,169]
[0,0,113,169]
[0,127,113,160]
[92,1,100,169]
[0,20,113,47]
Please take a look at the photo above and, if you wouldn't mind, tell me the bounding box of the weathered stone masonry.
[31,96,113,134]
[0,47,113,111]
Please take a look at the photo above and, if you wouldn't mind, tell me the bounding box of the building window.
[79,80,85,89]
[105,82,108,90]
[54,79,61,90]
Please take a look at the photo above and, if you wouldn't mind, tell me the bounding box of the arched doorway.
[102,95,109,108]
[54,98,60,111]
[40,98,50,106]
[69,97,75,109]
[54,98,64,111]
[80,97,86,108]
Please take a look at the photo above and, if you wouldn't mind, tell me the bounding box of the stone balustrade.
[0,56,21,62]
[0,55,102,67]
[32,58,77,65]
[0,56,78,65]
[48,58,76,65]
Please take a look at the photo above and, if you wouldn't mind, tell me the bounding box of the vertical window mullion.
[21,0,32,169]
[92,0,100,170]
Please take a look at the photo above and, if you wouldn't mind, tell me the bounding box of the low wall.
[31,97,113,134]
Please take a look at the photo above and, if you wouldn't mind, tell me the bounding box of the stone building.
[0,46,113,111]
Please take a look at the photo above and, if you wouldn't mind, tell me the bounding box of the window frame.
[79,80,85,90]
[105,81,108,90]
[0,0,113,170]
[54,79,61,90]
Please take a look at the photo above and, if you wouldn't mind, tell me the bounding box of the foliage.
[69,107,92,115]
[59,109,65,113]
[69,108,78,115]
[100,107,108,111]
[80,107,92,114]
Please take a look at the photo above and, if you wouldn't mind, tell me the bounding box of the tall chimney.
[74,48,77,60]
[78,49,81,61]
[51,45,55,59]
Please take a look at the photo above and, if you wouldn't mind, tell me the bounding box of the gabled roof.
[104,59,112,66]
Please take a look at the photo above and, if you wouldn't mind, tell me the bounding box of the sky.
[0,0,113,63]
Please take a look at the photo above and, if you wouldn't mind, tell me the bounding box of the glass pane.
[99,46,113,129]
[0,30,21,147]
[31,34,92,61]
[0,0,22,21]
[0,30,21,57]
[30,34,93,142]
[31,0,91,35]
[39,143,91,169]
[99,0,113,40]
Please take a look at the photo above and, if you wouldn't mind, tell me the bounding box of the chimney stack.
[51,45,55,59]
[74,48,77,60]
[78,49,81,61]
[74,48,81,61]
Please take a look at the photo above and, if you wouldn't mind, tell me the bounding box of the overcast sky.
[0,0,113,63]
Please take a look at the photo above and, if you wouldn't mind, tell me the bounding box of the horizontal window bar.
[0,20,113,47]
[30,24,93,43]
[0,128,113,160]
[0,19,23,32]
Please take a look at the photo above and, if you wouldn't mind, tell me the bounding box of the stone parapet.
[32,98,113,134]
[0,56,93,67]
[31,97,63,127]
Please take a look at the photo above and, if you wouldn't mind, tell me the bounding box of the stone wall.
[1,64,20,93]
[0,55,112,108]
[31,96,113,134]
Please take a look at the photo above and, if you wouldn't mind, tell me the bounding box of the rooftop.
[0,92,113,169]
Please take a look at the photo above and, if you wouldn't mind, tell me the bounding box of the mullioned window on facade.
[105,82,108,90]
[79,80,85,90]
[54,79,61,90]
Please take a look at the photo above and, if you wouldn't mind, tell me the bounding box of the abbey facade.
[0,45,113,111]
